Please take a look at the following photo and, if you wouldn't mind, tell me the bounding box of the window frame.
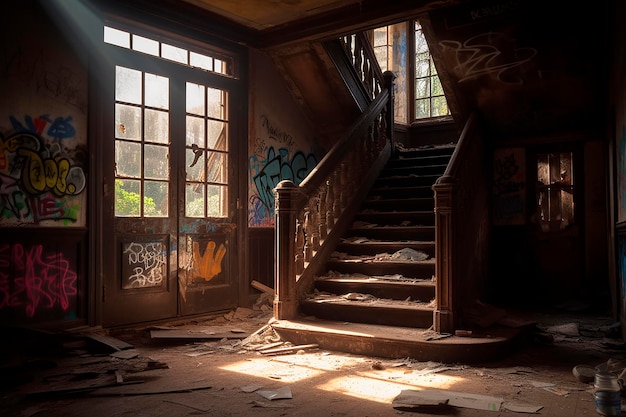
[371,20,451,125]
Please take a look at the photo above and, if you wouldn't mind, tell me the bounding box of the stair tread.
[317,276,435,286]
[303,296,434,310]
[350,225,435,231]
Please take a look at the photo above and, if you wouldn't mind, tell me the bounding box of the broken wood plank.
[85,334,134,351]
[150,328,250,340]
[251,280,274,295]
[259,344,319,355]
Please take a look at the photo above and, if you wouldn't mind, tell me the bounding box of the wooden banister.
[432,112,490,333]
[273,58,394,320]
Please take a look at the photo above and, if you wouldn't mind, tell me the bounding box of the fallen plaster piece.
[392,389,503,412]
[503,403,544,413]
[256,386,292,400]
[241,384,263,393]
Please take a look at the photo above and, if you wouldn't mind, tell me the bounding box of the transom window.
[104,26,234,77]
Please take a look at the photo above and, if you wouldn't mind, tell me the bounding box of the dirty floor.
[2,306,625,417]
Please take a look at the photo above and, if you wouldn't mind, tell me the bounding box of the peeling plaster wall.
[0,0,88,325]
[247,49,321,227]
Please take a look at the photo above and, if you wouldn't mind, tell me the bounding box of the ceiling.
[178,0,363,31]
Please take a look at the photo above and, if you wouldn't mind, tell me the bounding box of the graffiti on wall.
[0,243,78,318]
[0,114,86,225]
[439,32,537,84]
[492,148,525,225]
[122,241,167,289]
[248,115,318,227]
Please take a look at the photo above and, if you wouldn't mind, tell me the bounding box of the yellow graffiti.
[192,241,227,282]
[17,149,75,196]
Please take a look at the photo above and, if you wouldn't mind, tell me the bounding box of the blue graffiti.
[251,146,318,213]
[9,114,75,140]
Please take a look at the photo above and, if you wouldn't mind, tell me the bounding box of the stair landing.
[271,318,522,364]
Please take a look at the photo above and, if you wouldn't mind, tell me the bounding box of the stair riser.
[336,242,435,257]
[397,148,454,158]
[361,200,434,211]
[369,187,433,198]
[300,301,433,328]
[387,155,452,168]
[381,166,446,178]
[272,323,516,362]
[326,261,435,278]
[375,176,440,187]
[345,228,435,241]
[354,212,434,226]
[315,280,435,301]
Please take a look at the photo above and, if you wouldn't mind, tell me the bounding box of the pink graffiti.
[0,243,78,317]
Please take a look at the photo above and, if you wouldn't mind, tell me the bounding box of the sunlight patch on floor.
[316,371,465,404]
[219,356,326,383]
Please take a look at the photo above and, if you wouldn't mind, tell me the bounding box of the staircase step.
[271,319,520,362]
[344,225,435,241]
[300,297,434,328]
[361,197,434,212]
[387,154,453,168]
[396,145,455,159]
[375,174,441,188]
[326,259,435,278]
[354,210,434,226]
[381,164,447,178]
[315,277,435,301]
[337,240,435,257]
[368,185,434,199]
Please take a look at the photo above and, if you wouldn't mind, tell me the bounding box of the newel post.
[432,176,456,334]
[273,180,299,320]
[383,70,395,150]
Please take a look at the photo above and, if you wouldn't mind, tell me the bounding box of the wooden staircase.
[271,143,520,362]
[299,144,452,328]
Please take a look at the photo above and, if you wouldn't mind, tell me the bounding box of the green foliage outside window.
[115,179,158,216]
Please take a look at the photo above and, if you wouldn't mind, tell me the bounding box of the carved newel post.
[273,180,299,320]
[432,175,456,334]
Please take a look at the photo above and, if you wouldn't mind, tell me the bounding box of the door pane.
[115,179,141,217]
[115,141,141,177]
[115,66,142,104]
[115,66,170,218]
[145,73,169,109]
[144,181,168,217]
[115,104,142,140]
[185,82,228,218]
[145,109,169,143]
[144,144,169,179]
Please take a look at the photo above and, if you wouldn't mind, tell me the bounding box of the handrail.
[299,87,389,200]
[273,66,394,320]
[438,112,478,180]
[432,111,490,333]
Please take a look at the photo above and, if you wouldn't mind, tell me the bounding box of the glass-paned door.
[100,26,242,326]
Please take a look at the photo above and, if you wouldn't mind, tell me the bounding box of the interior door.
[528,146,584,305]
[100,25,242,326]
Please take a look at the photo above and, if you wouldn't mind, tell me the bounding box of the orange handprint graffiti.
[192,241,227,282]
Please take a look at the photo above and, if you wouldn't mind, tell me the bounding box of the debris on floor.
[392,389,544,414]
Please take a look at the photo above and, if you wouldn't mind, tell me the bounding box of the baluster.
[303,205,312,262]
[318,186,327,240]
[326,178,335,229]
[295,215,304,275]
[311,197,320,252]
[354,37,363,81]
